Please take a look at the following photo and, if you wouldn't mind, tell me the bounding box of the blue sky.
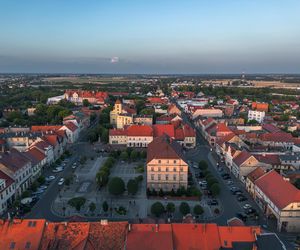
[0,0,300,74]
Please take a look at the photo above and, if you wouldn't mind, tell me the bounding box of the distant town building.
[248,110,265,123]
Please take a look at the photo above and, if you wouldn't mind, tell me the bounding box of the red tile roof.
[126,224,173,250]
[255,154,280,165]
[246,167,265,183]
[24,147,46,165]
[0,219,45,250]
[262,124,281,133]
[147,97,167,105]
[0,149,30,173]
[216,123,232,133]
[259,132,294,143]
[109,128,127,136]
[255,170,300,209]
[252,102,269,112]
[153,124,175,138]
[147,136,184,163]
[233,151,254,166]
[31,125,62,132]
[0,170,14,190]
[64,122,78,132]
[127,125,153,136]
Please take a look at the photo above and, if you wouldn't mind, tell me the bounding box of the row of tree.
[151,201,204,217]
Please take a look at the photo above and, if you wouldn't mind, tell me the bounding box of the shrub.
[127,179,138,195]
[193,205,204,215]
[68,197,86,211]
[166,202,175,213]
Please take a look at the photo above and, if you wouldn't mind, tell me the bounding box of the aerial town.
[0,74,299,249]
[1,1,300,249]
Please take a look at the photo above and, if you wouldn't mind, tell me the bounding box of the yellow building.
[147,136,188,192]
[110,100,135,129]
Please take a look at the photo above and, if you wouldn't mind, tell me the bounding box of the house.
[110,100,136,129]
[0,171,15,215]
[60,122,79,143]
[192,108,223,119]
[23,147,47,182]
[127,125,153,148]
[167,104,181,116]
[248,110,265,123]
[146,135,188,192]
[231,151,261,181]
[252,102,269,112]
[64,90,108,105]
[30,140,54,165]
[0,149,32,196]
[245,167,265,197]
[109,128,127,146]
[133,115,153,125]
[259,132,295,150]
[254,170,300,232]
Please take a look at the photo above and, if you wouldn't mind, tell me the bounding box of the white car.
[199,180,207,185]
[72,163,77,169]
[46,176,55,182]
[58,178,65,186]
[52,167,63,173]
[243,204,252,210]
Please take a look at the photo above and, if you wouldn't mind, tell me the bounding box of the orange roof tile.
[153,124,175,138]
[127,125,153,136]
[246,167,265,183]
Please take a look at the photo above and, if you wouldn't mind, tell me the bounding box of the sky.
[0,0,300,74]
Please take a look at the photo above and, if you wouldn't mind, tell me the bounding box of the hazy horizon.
[1,1,300,74]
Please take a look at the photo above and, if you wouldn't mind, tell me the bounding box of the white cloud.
[110,56,119,64]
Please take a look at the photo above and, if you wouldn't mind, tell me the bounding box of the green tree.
[68,197,86,211]
[198,160,208,170]
[151,202,165,217]
[102,201,109,212]
[193,205,204,216]
[207,177,218,188]
[120,151,129,161]
[210,183,221,197]
[89,202,96,212]
[130,150,138,161]
[108,177,125,195]
[96,170,109,187]
[83,99,90,107]
[179,202,190,215]
[166,202,175,213]
[127,179,138,195]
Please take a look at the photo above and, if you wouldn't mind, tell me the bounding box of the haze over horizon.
[1,0,300,74]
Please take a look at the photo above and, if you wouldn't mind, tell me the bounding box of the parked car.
[245,208,257,215]
[199,180,207,185]
[226,180,233,185]
[208,199,219,206]
[52,167,63,173]
[236,212,248,221]
[38,185,48,190]
[58,178,65,186]
[237,195,247,202]
[45,176,55,182]
[72,163,77,169]
[32,190,45,196]
[243,204,252,210]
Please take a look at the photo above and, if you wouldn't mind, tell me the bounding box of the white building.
[248,110,265,123]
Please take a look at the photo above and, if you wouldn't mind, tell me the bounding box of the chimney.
[155,224,159,233]
[101,219,108,225]
[128,224,131,232]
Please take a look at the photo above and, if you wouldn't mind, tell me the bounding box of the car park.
[45,175,55,182]
[58,178,65,186]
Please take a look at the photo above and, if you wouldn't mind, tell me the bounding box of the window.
[173,175,177,181]
[165,174,169,180]
[151,167,154,172]
[158,160,161,163]
[158,174,161,181]
[173,167,177,172]
[166,167,169,172]
[174,160,177,164]
[180,175,184,181]
[151,174,154,181]
[25,242,31,249]
[180,167,183,172]
[158,167,161,172]
[10,242,15,249]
